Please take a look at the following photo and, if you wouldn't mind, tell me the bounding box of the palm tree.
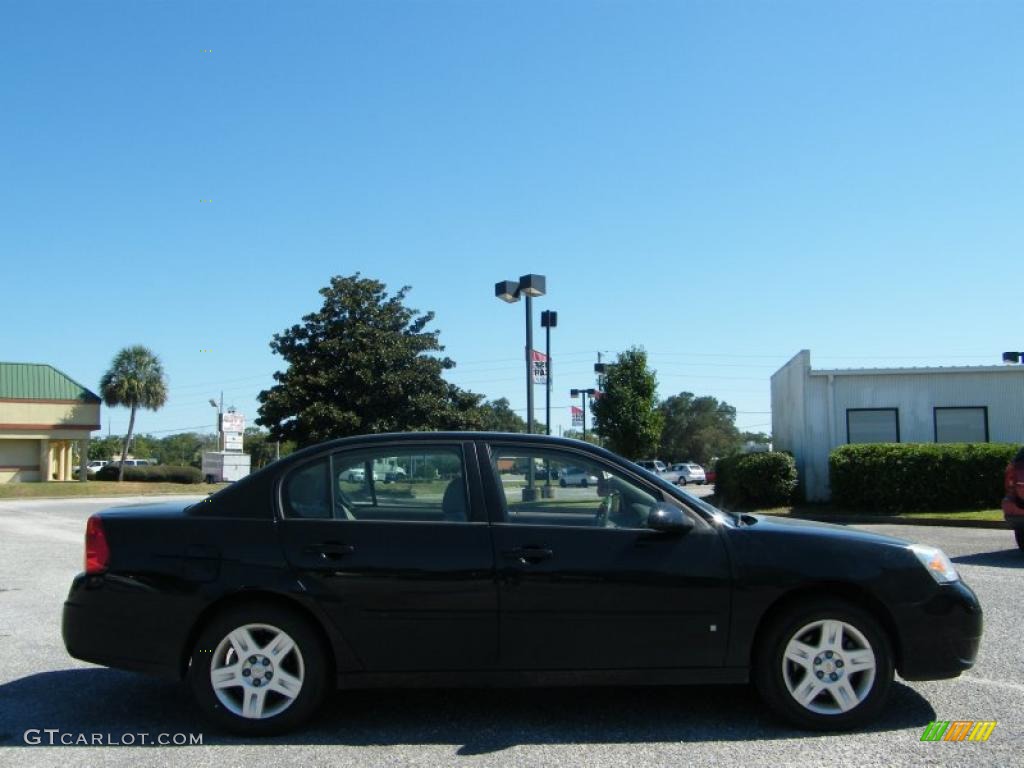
[99,346,168,481]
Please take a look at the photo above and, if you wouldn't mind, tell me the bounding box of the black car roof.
[283,431,613,463]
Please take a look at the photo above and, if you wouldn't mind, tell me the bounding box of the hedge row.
[829,443,1017,513]
[94,465,203,484]
[715,452,798,508]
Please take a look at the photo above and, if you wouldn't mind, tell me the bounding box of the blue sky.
[1,1,1020,439]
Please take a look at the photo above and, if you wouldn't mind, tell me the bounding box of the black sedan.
[62,432,982,735]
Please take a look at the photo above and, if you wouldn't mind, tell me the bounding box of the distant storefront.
[0,362,101,482]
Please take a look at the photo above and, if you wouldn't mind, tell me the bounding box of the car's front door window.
[488,446,660,529]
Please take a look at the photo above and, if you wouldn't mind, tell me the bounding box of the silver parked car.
[636,459,682,484]
[671,462,707,485]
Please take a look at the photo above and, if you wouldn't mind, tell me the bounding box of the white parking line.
[960,676,1024,693]
[0,515,83,544]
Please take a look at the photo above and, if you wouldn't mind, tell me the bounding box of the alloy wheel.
[781,619,877,715]
[209,623,306,719]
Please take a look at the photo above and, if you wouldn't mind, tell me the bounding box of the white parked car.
[339,467,382,483]
[558,467,599,488]
[671,462,707,485]
[73,460,109,477]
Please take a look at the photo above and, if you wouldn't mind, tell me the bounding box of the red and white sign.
[531,350,548,384]
[221,411,245,434]
[571,406,584,427]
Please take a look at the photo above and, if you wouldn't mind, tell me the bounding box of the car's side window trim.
[276,440,482,523]
[278,452,334,521]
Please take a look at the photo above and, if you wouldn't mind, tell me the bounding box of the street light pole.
[525,293,534,435]
[571,388,596,440]
[495,274,547,501]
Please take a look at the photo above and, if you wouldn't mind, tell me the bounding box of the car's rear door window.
[282,456,331,519]
[331,446,468,523]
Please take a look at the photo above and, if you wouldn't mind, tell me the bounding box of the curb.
[0,492,214,503]
[708,495,1010,529]
[760,514,1009,530]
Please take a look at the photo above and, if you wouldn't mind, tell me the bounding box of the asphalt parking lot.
[0,495,1020,767]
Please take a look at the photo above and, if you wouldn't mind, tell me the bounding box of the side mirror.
[647,503,695,534]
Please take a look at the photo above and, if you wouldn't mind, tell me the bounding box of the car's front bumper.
[896,580,983,681]
[1002,495,1024,527]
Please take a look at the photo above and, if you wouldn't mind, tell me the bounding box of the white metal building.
[771,350,1024,502]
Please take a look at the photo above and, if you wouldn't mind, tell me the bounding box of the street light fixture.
[209,393,223,451]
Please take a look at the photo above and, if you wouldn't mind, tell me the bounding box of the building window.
[847,409,899,444]
[934,407,989,443]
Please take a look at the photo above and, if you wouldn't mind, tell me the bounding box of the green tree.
[590,347,662,459]
[155,432,213,467]
[474,397,527,433]
[99,346,168,481]
[658,393,741,465]
[741,431,773,447]
[257,274,483,446]
[89,436,124,462]
[561,428,601,446]
[244,427,296,470]
[129,433,158,461]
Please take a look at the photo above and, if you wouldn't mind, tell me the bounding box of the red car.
[1003,447,1024,550]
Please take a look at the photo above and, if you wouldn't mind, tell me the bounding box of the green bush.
[715,452,798,508]
[829,443,1017,513]
[94,464,202,484]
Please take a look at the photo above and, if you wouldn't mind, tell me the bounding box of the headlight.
[909,544,959,584]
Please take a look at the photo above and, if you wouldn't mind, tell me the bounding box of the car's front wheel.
[189,603,329,735]
[754,599,893,730]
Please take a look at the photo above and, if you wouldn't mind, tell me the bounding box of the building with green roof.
[0,363,101,482]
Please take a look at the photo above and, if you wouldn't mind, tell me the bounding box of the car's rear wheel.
[754,599,893,730]
[1014,527,1024,551]
[189,603,329,735]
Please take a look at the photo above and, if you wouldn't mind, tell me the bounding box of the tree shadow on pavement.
[0,668,935,754]
[952,549,1024,569]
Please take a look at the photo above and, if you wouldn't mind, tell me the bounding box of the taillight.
[84,515,109,574]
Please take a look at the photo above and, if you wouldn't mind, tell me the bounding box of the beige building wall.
[0,400,100,429]
[0,438,41,482]
[0,399,99,483]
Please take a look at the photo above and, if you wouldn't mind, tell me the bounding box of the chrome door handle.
[502,546,553,563]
